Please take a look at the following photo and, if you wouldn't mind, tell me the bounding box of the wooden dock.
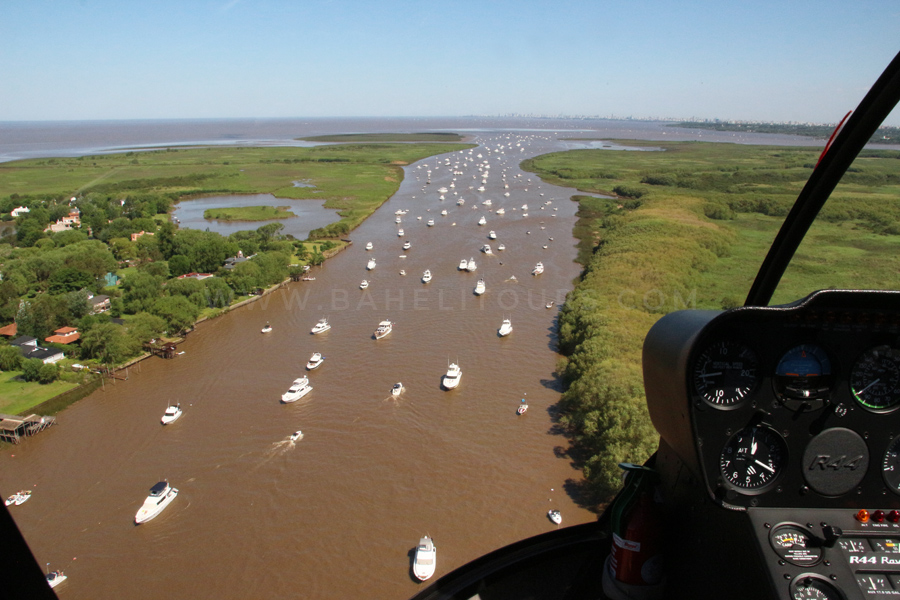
[0,413,56,444]
[143,341,179,359]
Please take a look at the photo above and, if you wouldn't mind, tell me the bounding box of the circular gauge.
[719,426,788,492]
[692,341,759,409]
[790,574,845,600]
[882,434,900,494]
[770,525,822,567]
[775,344,834,403]
[851,346,900,412]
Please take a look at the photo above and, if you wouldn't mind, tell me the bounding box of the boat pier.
[143,340,179,359]
[0,413,56,444]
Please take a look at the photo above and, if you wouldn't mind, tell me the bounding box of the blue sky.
[3,0,899,124]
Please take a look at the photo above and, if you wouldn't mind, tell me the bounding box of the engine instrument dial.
[881,434,900,494]
[719,426,787,493]
[692,340,759,409]
[790,575,844,600]
[850,345,900,412]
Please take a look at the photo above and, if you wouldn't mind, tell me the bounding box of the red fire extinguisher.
[603,463,665,599]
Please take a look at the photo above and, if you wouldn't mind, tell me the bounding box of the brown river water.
[2,133,597,599]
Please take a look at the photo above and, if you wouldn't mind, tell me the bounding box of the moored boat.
[466,258,477,272]
[517,400,528,415]
[488,230,497,239]
[134,480,178,524]
[442,362,462,390]
[458,258,468,270]
[282,377,313,403]
[391,382,403,396]
[5,490,31,506]
[478,216,487,226]
[367,258,376,270]
[548,509,562,525]
[398,229,404,237]
[497,243,505,251]
[422,270,432,283]
[498,318,513,337]
[360,280,369,290]
[365,241,373,250]
[413,535,437,581]
[374,320,394,340]
[403,241,411,250]
[306,353,324,370]
[46,569,67,589]
[161,403,182,425]
[474,278,486,295]
[532,262,544,276]
[311,318,331,334]
[427,219,435,227]
[261,323,272,333]
[482,244,492,254]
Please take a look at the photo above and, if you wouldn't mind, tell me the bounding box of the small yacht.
[488,230,497,239]
[403,241,411,250]
[161,403,182,425]
[498,318,513,337]
[311,318,331,334]
[532,262,544,276]
[261,323,272,333]
[521,204,529,211]
[290,431,303,442]
[374,320,394,340]
[427,219,435,227]
[5,490,31,506]
[441,209,448,216]
[517,400,528,415]
[134,480,178,524]
[482,198,492,206]
[457,198,465,205]
[360,280,369,290]
[46,570,67,589]
[497,243,506,251]
[306,353,324,370]
[395,216,402,224]
[459,258,468,270]
[422,270,432,284]
[367,258,376,270]
[365,242,373,250]
[391,382,404,397]
[398,229,404,237]
[478,216,487,226]
[413,535,437,581]
[282,377,313,402]
[482,244,492,254]
[496,207,506,215]
[474,278,486,295]
[548,510,562,525]
[467,258,477,272]
[442,363,462,390]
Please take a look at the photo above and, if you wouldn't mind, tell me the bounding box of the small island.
[203,205,296,221]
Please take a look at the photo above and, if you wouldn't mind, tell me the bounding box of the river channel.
[3,132,595,599]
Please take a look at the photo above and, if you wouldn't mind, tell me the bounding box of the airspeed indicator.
[693,341,759,409]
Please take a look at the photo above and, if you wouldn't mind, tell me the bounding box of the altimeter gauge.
[719,426,787,493]
[693,341,759,409]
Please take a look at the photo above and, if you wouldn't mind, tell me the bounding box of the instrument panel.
[644,290,900,510]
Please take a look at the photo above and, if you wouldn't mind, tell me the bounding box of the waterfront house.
[10,336,65,364]
[45,327,80,345]
[48,209,81,232]
[130,230,154,242]
[224,250,255,270]
[10,206,30,217]
[88,293,111,314]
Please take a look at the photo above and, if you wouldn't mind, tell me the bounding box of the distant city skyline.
[3,1,900,125]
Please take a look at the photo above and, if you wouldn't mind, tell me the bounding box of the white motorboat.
[474,278,486,295]
[498,243,506,251]
[46,570,67,589]
[398,229,404,237]
[391,382,404,396]
[367,258,377,270]
[282,378,313,403]
[360,280,369,289]
[441,209,448,216]
[546,300,555,309]
[548,509,562,525]
[488,230,497,239]
[442,363,462,389]
[438,187,448,193]
[482,198,492,206]
[306,353,324,370]
[482,244,492,254]
[467,258,477,272]
[261,323,273,333]
[457,198,465,205]
[496,207,506,215]
[413,535,437,581]
[5,490,31,506]
[478,216,487,226]
[290,431,303,442]
[403,241,411,250]
[400,269,407,276]
[134,480,178,524]
[422,270,432,283]
[517,401,528,415]
[374,320,393,340]
[459,259,468,270]
[365,242,373,250]
[427,219,435,227]
[311,318,331,334]
[532,262,544,276]
[395,216,402,224]
[498,318,513,337]
[521,204,529,211]
[161,403,182,425]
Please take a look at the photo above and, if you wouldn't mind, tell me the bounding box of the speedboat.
[496,207,505,215]
[365,242,373,250]
[422,270,432,283]
[134,480,178,524]
[403,241,411,250]
[413,535,437,581]
[360,280,369,290]
[482,244,492,254]
[442,363,462,390]
[374,320,393,340]
[161,403,182,425]
[545,300,555,309]
[46,570,67,589]
[400,270,406,276]
[498,243,505,251]
[459,259,468,270]
[474,279,486,295]
[488,230,497,239]
[5,490,31,506]
[521,204,528,211]
[467,258,477,272]
[261,323,272,333]
[367,258,376,270]
[397,229,404,237]
[548,509,562,525]
[306,353,324,370]
[311,318,331,334]
[282,378,313,403]
[478,216,487,226]
[290,431,303,442]
[498,318,513,337]
[427,219,435,227]
[517,401,528,415]
[482,198,492,206]
[532,262,544,276]
[391,382,403,396]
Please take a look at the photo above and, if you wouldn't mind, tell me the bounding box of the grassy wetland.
[523,141,900,502]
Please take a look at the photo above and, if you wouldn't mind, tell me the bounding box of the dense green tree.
[107,237,137,261]
[81,322,139,366]
[150,295,200,335]
[125,312,166,344]
[224,261,262,294]
[15,295,68,340]
[203,277,234,308]
[49,267,95,295]
[140,261,169,279]
[168,254,191,277]
[37,362,59,384]
[121,271,163,314]
[0,345,22,371]
[16,219,45,247]
[21,358,43,382]
[52,229,88,247]
[165,277,205,306]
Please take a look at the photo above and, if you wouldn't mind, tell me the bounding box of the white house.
[11,206,30,217]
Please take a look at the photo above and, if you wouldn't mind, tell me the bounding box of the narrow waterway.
[2,132,593,599]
